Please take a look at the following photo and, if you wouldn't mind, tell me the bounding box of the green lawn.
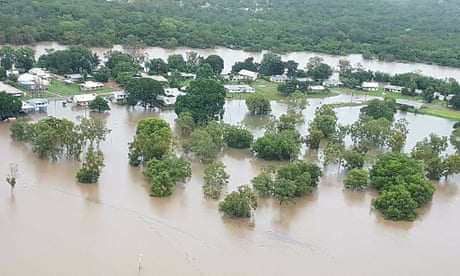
[44,79,115,98]
[226,80,331,101]
[418,107,460,121]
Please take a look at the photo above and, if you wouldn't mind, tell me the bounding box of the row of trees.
[10,116,110,183]
[2,0,460,67]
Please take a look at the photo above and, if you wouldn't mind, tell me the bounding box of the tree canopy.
[175,79,226,125]
[219,185,257,218]
[0,92,22,120]
[128,118,173,166]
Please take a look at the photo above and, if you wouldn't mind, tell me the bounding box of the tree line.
[1,0,460,67]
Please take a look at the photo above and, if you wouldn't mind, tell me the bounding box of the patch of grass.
[45,79,115,97]
[418,107,460,121]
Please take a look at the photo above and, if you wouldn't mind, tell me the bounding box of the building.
[361,82,379,91]
[180,73,196,80]
[270,75,289,83]
[72,93,97,106]
[224,85,256,93]
[29,68,51,81]
[322,79,343,87]
[64,74,83,81]
[156,88,186,106]
[309,85,325,92]
[80,81,104,91]
[27,99,49,112]
[236,69,258,81]
[384,85,404,93]
[110,91,128,103]
[140,73,168,83]
[0,81,24,97]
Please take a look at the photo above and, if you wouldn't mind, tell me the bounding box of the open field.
[43,79,115,98]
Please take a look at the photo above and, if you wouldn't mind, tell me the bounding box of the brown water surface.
[1,101,459,275]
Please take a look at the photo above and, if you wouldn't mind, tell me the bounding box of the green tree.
[231,57,258,74]
[175,111,196,136]
[372,184,418,221]
[449,95,460,110]
[349,116,392,152]
[203,161,229,200]
[223,125,253,149]
[309,105,338,139]
[196,63,215,79]
[411,133,448,180]
[450,128,460,153]
[219,185,257,218]
[5,163,18,192]
[128,118,172,166]
[125,78,164,108]
[203,54,224,74]
[306,57,332,81]
[284,60,298,78]
[77,117,111,147]
[251,172,274,197]
[360,98,397,121]
[10,119,33,141]
[370,153,435,221]
[245,93,271,115]
[167,54,186,71]
[387,119,409,153]
[144,154,191,197]
[441,154,460,180]
[342,150,365,170]
[89,96,111,113]
[183,128,219,163]
[147,58,169,75]
[37,45,97,74]
[323,142,345,168]
[0,92,21,120]
[305,129,324,149]
[252,129,301,160]
[344,169,369,190]
[259,53,284,76]
[175,79,226,124]
[76,147,105,183]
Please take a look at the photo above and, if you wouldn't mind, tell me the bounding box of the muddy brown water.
[1,99,460,275]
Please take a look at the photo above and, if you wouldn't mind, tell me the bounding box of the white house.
[73,93,97,106]
[0,81,24,97]
[323,79,343,87]
[361,82,379,91]
[64,74,83,81]
[156,88,186,106]
[224,85,256,93]
[111,91,128,103]
[270,75,289,83]
[80,81,104,91]
[384,85,404,93]
[140,73,168,83]
[309,85,325,92]
[236,69,258,81]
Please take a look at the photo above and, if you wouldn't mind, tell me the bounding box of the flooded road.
[1,100,460,275]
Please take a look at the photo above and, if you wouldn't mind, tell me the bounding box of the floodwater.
[1,98,460,275]
[22,41,460,81]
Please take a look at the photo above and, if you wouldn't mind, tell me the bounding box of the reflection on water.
[1,99,460,275]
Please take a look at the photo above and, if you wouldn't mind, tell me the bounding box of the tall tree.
[259,53,284,76]
[219,185,258,218]
[203,54,224,74]
[175,79,226,124]
[128,118,173,166]
[125,78,164,108]
[0,92,21,120]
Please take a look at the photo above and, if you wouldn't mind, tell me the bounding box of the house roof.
[362,82,379,88]
[238,69,258,78]
[0,81,24,96]
[73,93,97,102]
[140,73,168,82]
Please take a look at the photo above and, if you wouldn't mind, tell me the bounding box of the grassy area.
[44,79,115,98]
[418,107,460,121]
[226,80,332,101]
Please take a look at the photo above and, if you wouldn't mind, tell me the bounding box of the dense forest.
[1,0,460,67]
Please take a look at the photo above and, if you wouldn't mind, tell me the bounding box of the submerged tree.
[5,163,18,192]
[76,147,105,183]
[203,161,229,200]
[219,185,258,218]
